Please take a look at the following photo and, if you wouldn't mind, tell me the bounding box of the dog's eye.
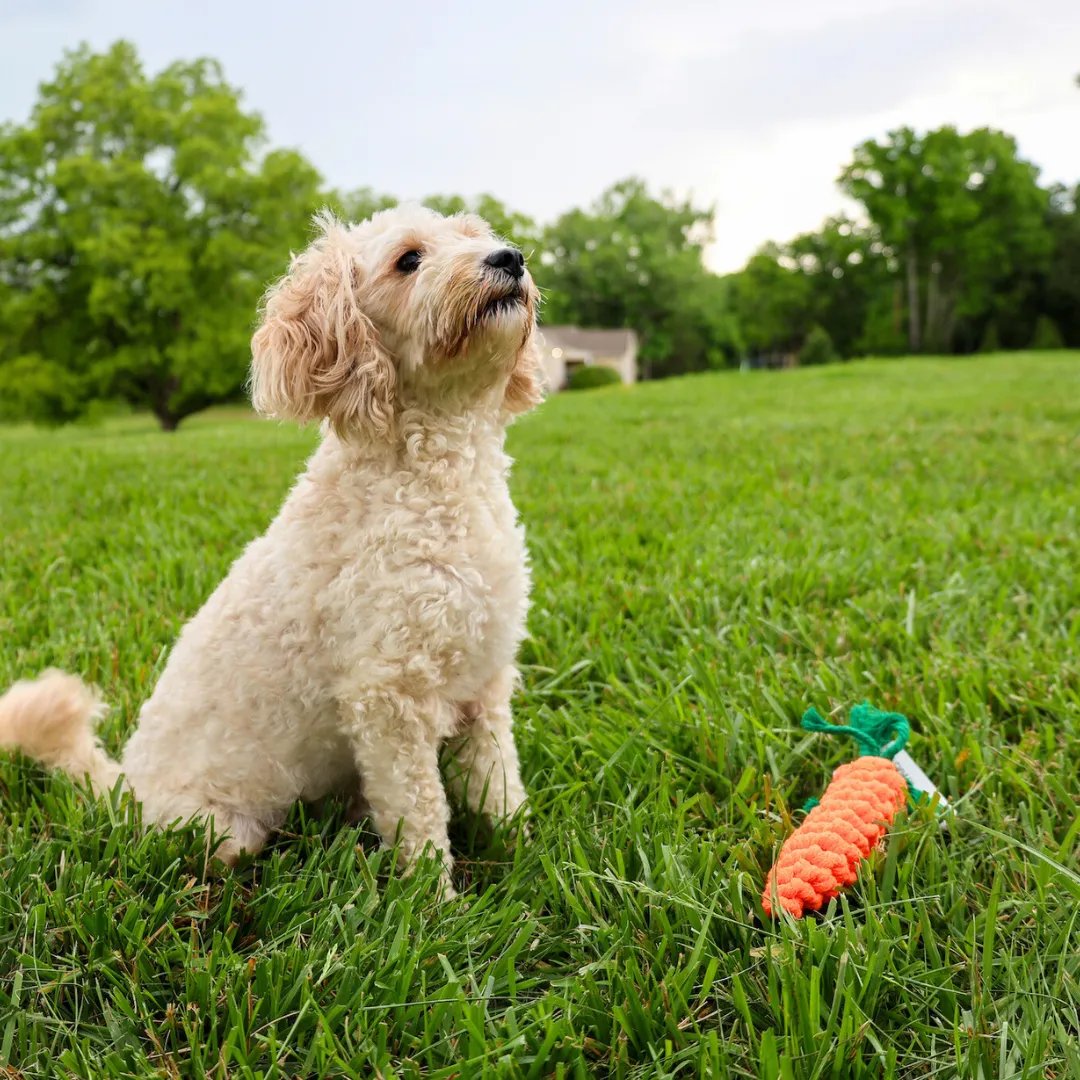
[396,250,422,274]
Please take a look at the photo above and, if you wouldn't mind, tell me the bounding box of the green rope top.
[800,702,922,810]
[801,702,910,760]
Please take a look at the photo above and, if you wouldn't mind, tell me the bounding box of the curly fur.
[0,205,543,891]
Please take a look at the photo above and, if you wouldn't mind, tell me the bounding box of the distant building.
[537,326,638,391]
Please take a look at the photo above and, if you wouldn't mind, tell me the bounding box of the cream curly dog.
[0,204,543,890]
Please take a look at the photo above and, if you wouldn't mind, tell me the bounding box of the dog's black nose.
[485,247,525,279]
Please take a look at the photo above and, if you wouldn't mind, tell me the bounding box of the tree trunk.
[923,263,959,354]
[153,373,182,431]
[924,261,939,351]
[939,291,958,352]
[906,243,921,353]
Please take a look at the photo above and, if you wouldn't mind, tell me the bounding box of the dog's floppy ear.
[503,328,545,415]
[250,214,396,438]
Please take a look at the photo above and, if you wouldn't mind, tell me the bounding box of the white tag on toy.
[893,750,950,812]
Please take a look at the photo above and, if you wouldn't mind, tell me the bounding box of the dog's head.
[250,204,543,439]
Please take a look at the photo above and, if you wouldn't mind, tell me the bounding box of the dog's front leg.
[345,691,455,896]
[446,665,528,827]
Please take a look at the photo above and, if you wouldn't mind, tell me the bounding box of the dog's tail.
[0,670,123,796]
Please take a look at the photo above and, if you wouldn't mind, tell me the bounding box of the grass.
[1,352,1079,1079]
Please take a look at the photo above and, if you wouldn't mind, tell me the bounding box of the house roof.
[539,326,637,357]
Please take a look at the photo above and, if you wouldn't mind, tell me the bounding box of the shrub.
[799,325,838,366]
[568,365,622,390]
[1031,315,1065,350]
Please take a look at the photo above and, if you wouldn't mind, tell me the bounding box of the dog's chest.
[328,457,529,695]
[409,479,528,656]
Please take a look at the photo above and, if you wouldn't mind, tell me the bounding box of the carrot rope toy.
[762,703,939,918]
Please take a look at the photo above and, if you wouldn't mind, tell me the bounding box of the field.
[1,353,1079,1079]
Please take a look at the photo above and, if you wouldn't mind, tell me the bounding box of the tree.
[662,271,743,375]
[840,127,1051,354]
[1044,184,1080,347]
[729,245,813,357]
[783,215,899,357]
[537,178,739,377]
[728,220,904,362]
[0,41,323,429]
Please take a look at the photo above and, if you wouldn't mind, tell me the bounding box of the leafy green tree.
[662,271,743,376]
[729,245,813,357]
[729,219,906,361]
[840,127,1051,354]
[1044,184,1080,347]
[538,178,739,377]
[964,181,1080,352]
[0,41,323,429]
[784,216,899,357]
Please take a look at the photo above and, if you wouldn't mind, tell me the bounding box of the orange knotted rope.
[762,704,914,918]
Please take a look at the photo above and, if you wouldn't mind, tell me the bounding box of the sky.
[2,0,1078,272]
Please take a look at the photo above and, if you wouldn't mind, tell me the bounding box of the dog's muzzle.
[480,285,526,319]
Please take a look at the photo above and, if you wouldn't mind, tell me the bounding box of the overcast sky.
[2,0,1078,271]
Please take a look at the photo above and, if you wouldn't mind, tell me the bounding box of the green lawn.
[2,353,1079,1078]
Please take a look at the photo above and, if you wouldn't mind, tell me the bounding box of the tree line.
[737,126,1080,363]
[1,42,1077,430]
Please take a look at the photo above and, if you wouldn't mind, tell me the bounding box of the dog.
[0,204,543,892]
